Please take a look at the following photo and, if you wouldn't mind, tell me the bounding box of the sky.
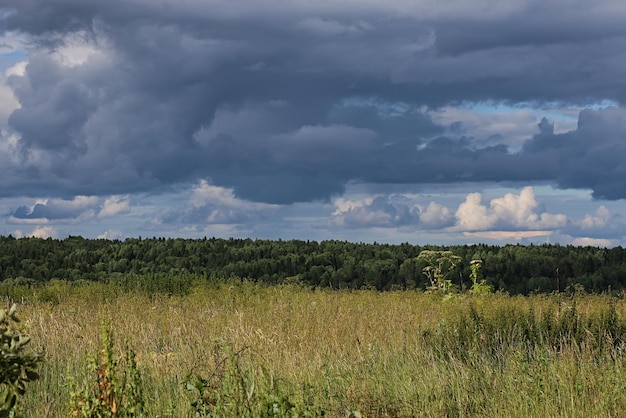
[1,0,626,246]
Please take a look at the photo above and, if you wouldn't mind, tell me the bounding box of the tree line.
[0,235,625,294]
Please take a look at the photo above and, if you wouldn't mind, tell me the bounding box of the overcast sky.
[1,0,626,246]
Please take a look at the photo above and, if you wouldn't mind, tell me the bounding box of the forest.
[0,235,624,294]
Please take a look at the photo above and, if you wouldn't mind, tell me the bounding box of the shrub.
[0,304,42,417]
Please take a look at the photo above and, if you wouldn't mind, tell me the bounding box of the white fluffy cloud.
[98,195,130,218]
[97,229,124,240]
[455,186,568,232]
[190,180,242,208]
[160,179,279,226]
[332,197,374,216]
[1,182,623,245]
[455,193,493,230]
[330,196,398,228]
[570,237,614,248]
[21,226,58,239]
[464,230,552,241]
[418,202,454,228]
[0,61,26,124]
[577,205,610,230]
[329,195,454,229]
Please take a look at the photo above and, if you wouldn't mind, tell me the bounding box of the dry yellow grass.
[7,281,626,417]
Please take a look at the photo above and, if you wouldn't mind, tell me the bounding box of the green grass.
[4,280,626,417]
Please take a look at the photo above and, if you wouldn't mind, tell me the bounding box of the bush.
[0,304,42,417]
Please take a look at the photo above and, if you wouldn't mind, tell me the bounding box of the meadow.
[5,279,626,417]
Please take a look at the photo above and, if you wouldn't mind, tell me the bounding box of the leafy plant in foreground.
[0,304,42,417]
[185,339,325,417]
[69,322,145,417]
[417,250,462,294]
[468,259,494,294]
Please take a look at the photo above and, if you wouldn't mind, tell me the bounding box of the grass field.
[5,280,626,417]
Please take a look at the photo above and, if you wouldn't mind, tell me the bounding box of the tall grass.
[4,280,626,417]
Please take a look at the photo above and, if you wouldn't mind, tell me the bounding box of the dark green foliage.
[107,272,197,297]
[1,235,626,294]
[0,304,42,417]
[424,299,626,363]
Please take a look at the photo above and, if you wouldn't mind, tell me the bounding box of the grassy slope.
[8,281,626,417]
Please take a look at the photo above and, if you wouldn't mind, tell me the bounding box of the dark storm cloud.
[12,202,82,220]
[521,108,626,200]
[8,55,96,154]
[2,0,626,203]
[10,196,100,221]
[13,203,57,219]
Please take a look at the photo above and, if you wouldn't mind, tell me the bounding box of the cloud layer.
[1,0,626,204]
[3,182,623,246]
[1,1,626,245]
